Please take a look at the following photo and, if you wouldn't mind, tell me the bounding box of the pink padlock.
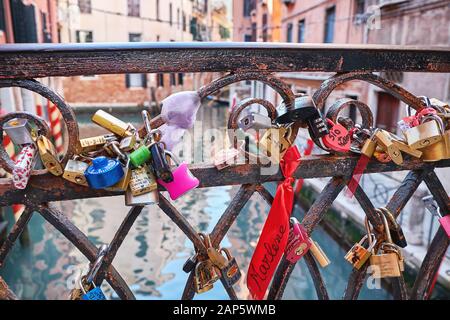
[12,143,37,190]
[322,119,351,152]
[423,195,450,239]
[157,151,199,200]
[285,217,312,263]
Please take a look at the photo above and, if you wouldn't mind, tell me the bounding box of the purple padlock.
[285,217,312,263]
[157,151,199,200]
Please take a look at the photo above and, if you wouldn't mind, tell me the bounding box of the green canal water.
[0,103,392,300]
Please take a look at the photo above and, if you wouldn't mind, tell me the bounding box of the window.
[76,30,93,43]
[262,14,268,42]
[178,73,184,86]
[177,9,180,29]
[128,0,140,17]
[126,33,147,88]
[182,12,186,31]
[297,19,305,43]
[169,3,173,26]
[78,0,92,14]
[251,23,257,41]
[0,0,4,32]
[324,6,335,43]
[157,74,164,87]
[355,0,365,15]
[156,0,160,20]
[286,23,293,43]
[243,0,255,17]
[170,73,176,86]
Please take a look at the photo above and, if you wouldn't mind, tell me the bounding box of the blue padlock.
[84,156,124,189]
[82,286,107,300]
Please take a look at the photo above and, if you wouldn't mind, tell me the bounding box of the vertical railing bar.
[37,203,135,300]
[411,171,450,299]
[0,206,34,267]
[94,205,144,285]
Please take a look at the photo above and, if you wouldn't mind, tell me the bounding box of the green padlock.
[130,145,151,168]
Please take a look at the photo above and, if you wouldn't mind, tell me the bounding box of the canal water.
[0,102,391,300]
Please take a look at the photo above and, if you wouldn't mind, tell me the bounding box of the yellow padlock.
[420,116,450,161]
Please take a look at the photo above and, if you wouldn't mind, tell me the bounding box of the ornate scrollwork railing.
[0,43,449,300]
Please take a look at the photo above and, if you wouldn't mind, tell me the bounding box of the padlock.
[379,207,407,248]
[344,217,376,270]
[84,156,124,189]
[78,276,107,301]
[213,148,240,170]
[129,166,157,196]
[3,118,35,146]
[36,135,63,176]
[150,142,173,183]
[183,253,198,273]
[125,188,159,206]
[390,138,423,159]
[369,214,402,278]
[309,240,330,268]
[194,260,220,294]
[238,113,272,131]
[157,151,199,200]
[63,159,89,186]
[92,110,133,137]
[259,126,292,162]
[285,217,312,263]
[360,130,378,158]
[218,248,242,288]
[381,243,405,272]
[130,145,151,168]
[322,119,351,152]
[419,115,450,161]
[75,134,117,154]
[275,95,329,139]
[12,144,37,189]
[104,159,132,192]
[374,130,403,165]
[404,116,442,149]
[200,233,228,269]
[423,195,450,239]
[119,134,137,152]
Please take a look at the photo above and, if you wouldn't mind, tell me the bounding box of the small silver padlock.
[125,188,159,206]
[238,113,272,131]
[4,118,35,146]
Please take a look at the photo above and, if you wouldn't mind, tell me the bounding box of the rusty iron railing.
[0,43,449,300]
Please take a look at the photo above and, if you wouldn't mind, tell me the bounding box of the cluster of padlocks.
[2,90,450,299]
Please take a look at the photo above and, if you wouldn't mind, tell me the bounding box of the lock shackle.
[198,233,212,249]
[109,140,128,163]
[78,275,96,295]
[142,110,153,136]
[377,208,394,244]
[220,248,233,260]
[364,217,375,249]
[86,244,109,284]
[379,207,401,232]
[163,149,181,167]
[406,96,432,117]
[421,114,445,134]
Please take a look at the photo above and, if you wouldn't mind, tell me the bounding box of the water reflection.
[0,104,391,300]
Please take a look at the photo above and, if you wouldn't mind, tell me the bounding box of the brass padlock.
[63,159,89,186]
[404,116,442,149]
[200,233,228,269]
[309,240,330,268]
[259,126,292,162]
[369,213,402,278]
[344,217,376,270]
[360,130,378,158]
[37,136,63,176]
[119,135,137,152]
[129,166,158,196]
[419,115,450,161]
[194,260,220,294]
[76,134,116,154]
[92,110,133,137]
[375,130,403,165]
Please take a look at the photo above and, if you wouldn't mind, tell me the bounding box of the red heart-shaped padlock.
[322,119,351,152]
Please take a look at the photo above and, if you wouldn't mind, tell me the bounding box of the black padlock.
[219,248,242,288]
[150,142,173,183]
[379,207,407,248]
[275,95,329,139]
[182,253,198,273]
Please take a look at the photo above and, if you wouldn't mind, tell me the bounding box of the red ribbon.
[346,154,370,198]
[247,146,301,300]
